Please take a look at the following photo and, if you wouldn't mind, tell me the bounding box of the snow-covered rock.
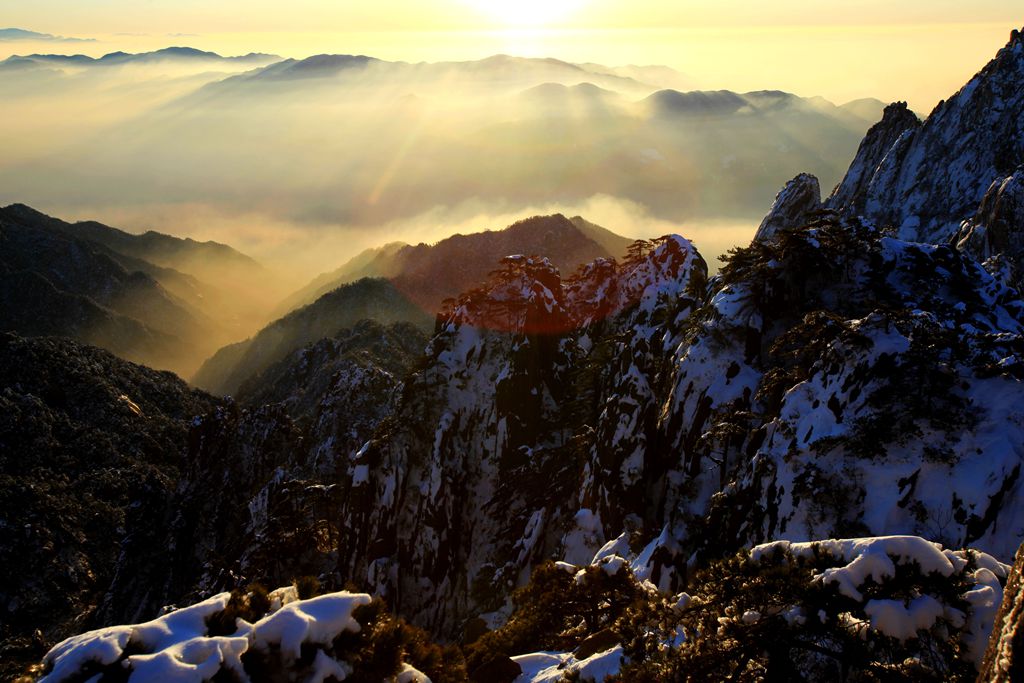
[957,165,1024,282]
[40,590,373,683]
[829,28,1024,246]
[512,644,624,683]
[754,172,823,242]
[752,536,1007,666]
[827,101,921,216]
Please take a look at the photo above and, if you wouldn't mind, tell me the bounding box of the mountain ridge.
[192,277,433,396]
[0,27,93,42]
[0,204,277,377]
[0,46,280,69]
[272,213,631,328]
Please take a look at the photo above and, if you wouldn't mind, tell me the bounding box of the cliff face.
[826,101,921,216]
[979,542,1024,683]
[134,221,1024,645]
[827,29,1024,246]
[150,321,433,612]
[318,240,708,634]
[957,166,1024,280]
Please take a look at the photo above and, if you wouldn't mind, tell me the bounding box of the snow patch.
[42,590,374,683]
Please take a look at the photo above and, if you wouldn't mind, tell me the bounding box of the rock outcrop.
[829,28,1024,244]
[978,542,1024,682]
[827,101,921,215]
[958,166,1024,281]
[753,172,823,241]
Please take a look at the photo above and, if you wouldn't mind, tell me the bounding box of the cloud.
[0,51,851,288]
[0,28,95,43]
[58,194,755,288]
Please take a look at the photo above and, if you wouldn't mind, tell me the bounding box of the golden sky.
[1,1,1021,111]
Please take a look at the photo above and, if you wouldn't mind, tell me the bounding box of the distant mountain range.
[276,214,633,315]
[0,27,94,42]
[215,52,658,93]
[0,46,280,70]
[0,205,202,372]
[0,48,886,234]
[0,204,274,376]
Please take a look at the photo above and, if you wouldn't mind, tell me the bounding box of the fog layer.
[0,49,882,282]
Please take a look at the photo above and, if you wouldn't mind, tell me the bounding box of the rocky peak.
[445,255,570,335]
[956,166,1024,280]
[826,102,921,215]
[616,235,702,304]
[564,235,705,330]
[821,27,1024,245]
[754,173,823,242]
[1,202,53,225]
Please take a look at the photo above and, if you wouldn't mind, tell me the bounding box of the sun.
[466,0,586,27]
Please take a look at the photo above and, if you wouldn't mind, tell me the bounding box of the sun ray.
[463,0,586,28]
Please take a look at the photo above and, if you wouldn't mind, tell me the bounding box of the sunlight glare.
[466,0,586,27]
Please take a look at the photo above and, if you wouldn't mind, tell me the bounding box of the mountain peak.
[826,101,920,215]
[821,26,1024,246]
[877,99,916,123]
[0,27,93,42]
[273,213,630,319]
[255,53,376,80]
[1,202,50,222]
[445,254,569,335]
[644,89,747,116]
[756,173,823,241]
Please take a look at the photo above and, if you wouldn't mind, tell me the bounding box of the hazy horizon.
[0,40,893,286]
[1,23,1015,112]
[2,0,1019,113]
[2,2,1021,358]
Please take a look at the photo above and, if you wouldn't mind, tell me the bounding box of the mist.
[0,50,878,254]
[0,47,880,377]
[60,194,753,287]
